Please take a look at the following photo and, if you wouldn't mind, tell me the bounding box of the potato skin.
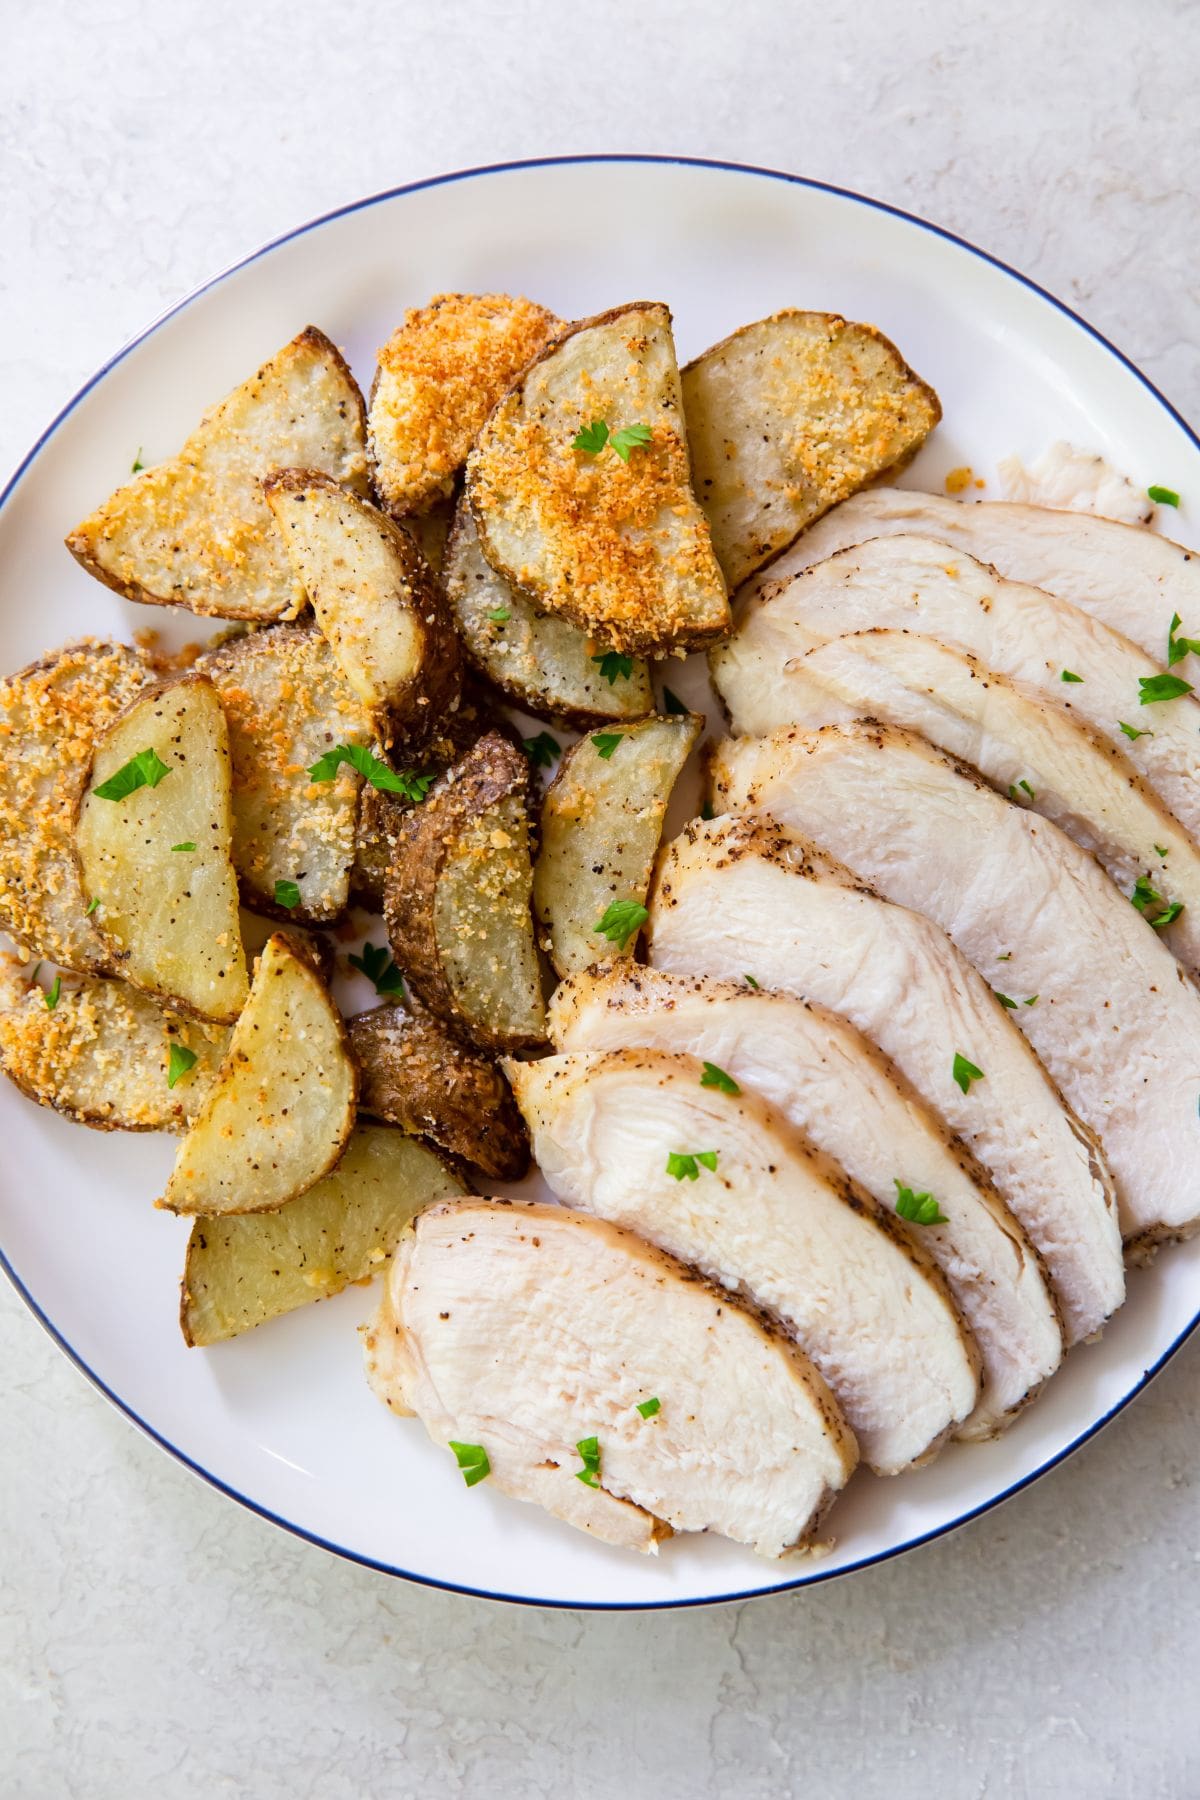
[347,997,530,1180]
[383,732,545,1052]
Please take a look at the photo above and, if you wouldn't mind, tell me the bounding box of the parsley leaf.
[487,607,510,625]
[610,422,653,463]
[1155,845,1169,858]
[572,419,610,455]
[1149,485,1180,508]
[1018,778,1035,799]
[309,743,433,802]
[274,879,301,910]
[523,730,561,769]
[85,897,100,915]
[996,952,1012,961]
[93,747,171,801]
[666,1149,718,1180]
[1130,875,1183,929]
[593,898,648,948]
[131,447,144,473]
[743,973,760,989]
[1166,612,1200,667]
[591,650,634,685]
[1154,901,1184,929]
[636,1397,661,1418]
[591,732,622,759]
[1024,994,1039,1005]
[995,991,1017,1008]
[1061,669,1083,683]
[167,1042,198,1089]
[1119,721,1151,740]
[448,1441,491,1488]
[348,941,405,996]
[171,841,196,854]
[44,975,61,1012]
[661,687,688,716]
[952,1052,984,1094]
[700,1061,740,1095]
[575,1435,601,1487]
[1139,672,1194,704]
[894,1179,948,1226]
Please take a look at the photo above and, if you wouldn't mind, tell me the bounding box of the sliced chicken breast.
[712,722,1200,1251]
[363,1198,857,1558]
[749,487,1200,682]
[549,966,1063,1437]
[714,533,1200,843]
[647,815,1123,1343]
[507,1050,980,1475]
[768,628,1200,972]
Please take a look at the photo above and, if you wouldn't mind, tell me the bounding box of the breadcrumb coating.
[370,293,561,515]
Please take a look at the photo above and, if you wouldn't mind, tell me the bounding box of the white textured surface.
[2,1,1198,1794]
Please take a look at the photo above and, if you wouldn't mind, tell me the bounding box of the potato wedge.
[533,714,700,977]
[198,623,371,923]
[180,1123,464,1345]
[263,470,461,751]
[66,327,368,622]
[0,958,228,1131]
[682,311,940,589]
[347,998,529,1179]
[368,293,561,515]
[75,675,249,1022]
[0,640,155,972]
[160,932,356,1215]
[384,733,545,1051]
[399,499,454,577]
[467,302,729,656]
[442,495,654,726]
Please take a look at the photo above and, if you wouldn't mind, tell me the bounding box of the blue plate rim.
[2,152,1198,1612]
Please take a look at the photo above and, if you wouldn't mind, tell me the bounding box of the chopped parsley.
[574,1435,601,1488]
[523,730,561,769]
[666,1149,719,1180]
[610,422,653,462]
[1008,778,1036,800]
[1061,669,1083,683]
[894,1179,948,1226]
[952,1052,984,1094]
[591,650,634,685]
[448,1441,491,1488]
[1154,845,1169,859]
[572,419,611,455]
[1130,875,1184,929]
[996,952,1011,961]
[93,747,171,801]
[1139,672,1193,705]
[131,447,144,473]
[167,1042,198,1089]
[636,1397,661,1418]
[995,991,1018,1009]
[1149,486,1180,508]
[487,607,510,625]
[743,973,760,989]
[85,897,101,915]
[1119,721,1151,740]
[308,743,433,802]
[273,879,301,910]
[171,841,196,854]
[44,975,61,1012]
[593,898,648,947]
[1166,612,1200,667]
[591,732,622,760]
[1024,994,1039,1006]
[348,941,404,996]
[700,1061,740,1095]
[662,687,688,715]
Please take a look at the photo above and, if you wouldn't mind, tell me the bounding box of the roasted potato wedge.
[368,293,561,515]
[75,675,249,1022]
[533,714,701,977]
[682,311,941,589]
[347,997,530,1179]
[399,499,454,577]
[198,623,370,923]
[0,640,155,972]
[263,470,461,752]
[160,932,356,1216]
[0,958,228,1131]
[66,327,368,621]
[180,1123,464,1345]
[442,495,654,726]
[384,733,545,1051]
[467,302,729,656]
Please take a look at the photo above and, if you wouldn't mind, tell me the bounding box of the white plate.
[3,156,1199,1611]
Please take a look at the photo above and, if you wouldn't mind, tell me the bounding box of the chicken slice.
[647,815,1123,1343]
[548,965,1062,1438]
[507,1050,980,1475]
[743,488,1200,683]
[712,723,1200,1252]
[714,533,1200,843]
[363,1198,858,1558]
[764,628,1200,973]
